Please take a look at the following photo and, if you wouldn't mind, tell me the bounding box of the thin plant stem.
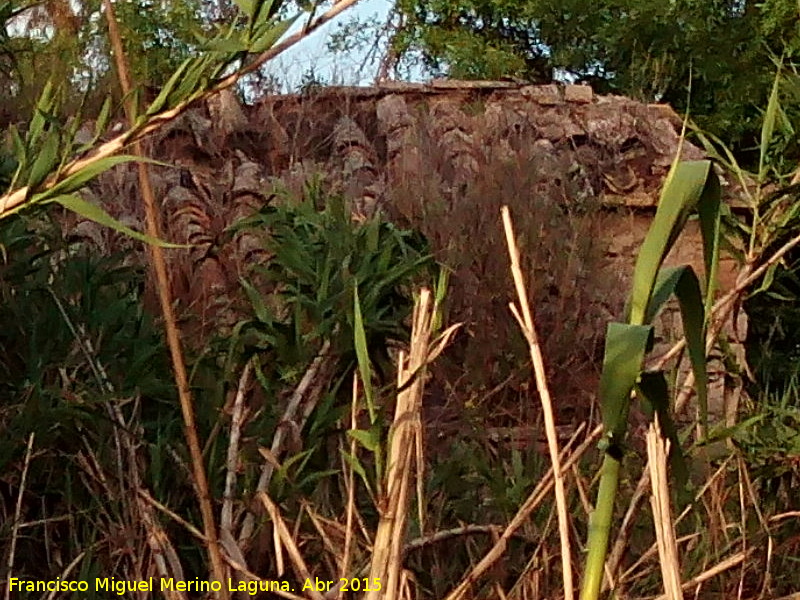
[501,205,575,599]
[102,0,229,591]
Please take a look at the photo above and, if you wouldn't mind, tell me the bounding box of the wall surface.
[75,80,747,425]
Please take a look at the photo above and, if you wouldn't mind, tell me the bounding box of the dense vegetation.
[3,0,800,599]
[334,0,800,164]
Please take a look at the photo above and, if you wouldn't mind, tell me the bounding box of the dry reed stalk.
[55,288,191,592]
[646,419,682,600]
[258,492,326,600]
[652,548,752,600]
[222,360,252,534]
[239,341,333,545]
[501,205,575,599]
[5,432,34,600]
[366,289,436,600]
[102,0,229,591]
[338,375,360,600]
[42,550,91,600]
[618,456,733,588]
[444,423,594,600]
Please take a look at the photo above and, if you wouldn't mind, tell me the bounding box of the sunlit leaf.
[647,265,708,434]
[231,0,254,17]
[38,155,162,200]
[45,193,186,248]
[249,15,298,54]
[27,130,60,191]
[203,37,249,53]
[759,68,782,184]
[95,97,113,140]
[28,81,54,148]
[630,160,713,325]
[599,322,652,443]
[146,58,193,115]
[353,285,376,422]
[347,428,380,454]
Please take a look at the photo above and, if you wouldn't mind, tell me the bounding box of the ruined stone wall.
[74,80,747,424]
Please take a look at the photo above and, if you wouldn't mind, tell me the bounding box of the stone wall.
[75,80,748,425]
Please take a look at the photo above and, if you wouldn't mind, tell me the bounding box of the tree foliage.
[393,0,800,156]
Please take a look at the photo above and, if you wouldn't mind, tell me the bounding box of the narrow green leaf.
[646,266,708,435]
[46,193,187,248]
[39,155,162,200]
[636,371,689,499]
[170,56,213,105]
[759,69,782,184]
[252,0,280,28]
[347,428,380,454]
[599,322,652,443]
[28,81,54,148]
[756,262,778,294]
[249,15,298,54]
[231,0,254,17]
[353,285,376,422]
[704,414,765,445]
[630,160,712,325]
[95,97,113,140]
[340,449,374,498]
[203,37,249,53]
[146,58,193,116]
[432,267,450,333]
[10,125,26,179]
[27,129,60,190]
[240,277,271,324]
[696,167,722,315]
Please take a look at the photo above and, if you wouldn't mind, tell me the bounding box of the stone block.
[521,84,562,105]
[565,84,593,103]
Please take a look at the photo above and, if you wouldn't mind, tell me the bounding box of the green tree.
[392,0,800,158]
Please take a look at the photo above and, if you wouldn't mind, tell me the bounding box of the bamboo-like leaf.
[756,262,778,294]
[630,160,712,325]
[240,277,272,324]
[340,449,375,499]
[599,322,652,443]
[9,125,26,188]
[347,428,380,454]
[146,58,193,115]
[38,155,162,200]
[353,285,376,422]
[28,81,54,148]
[759,69,782,184]
[204,37,250,53]
[646,265,708,433]
[636,371,689,498]
[95,97,112,140]
[231,0,254,17]
[46,193,187,248]
[696,166,722,315]
[249,15,297,54]
[252,0,280,27]
[170,56,214,106]
[27,129,60,190]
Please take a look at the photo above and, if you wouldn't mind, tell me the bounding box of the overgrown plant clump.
[0,213,192,582]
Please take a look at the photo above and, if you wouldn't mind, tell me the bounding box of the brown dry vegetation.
[70,82,703,433]
[7,79,798,600]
